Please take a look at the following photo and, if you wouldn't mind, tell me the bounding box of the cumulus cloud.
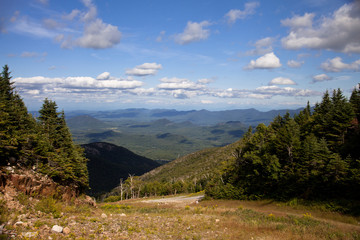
[225,2,259,24]
[244,52,282,70]
[174,21,211,45]
[287,60,304,68]
[126,63,162,76]
[11,0,121,49]
[312,73,332,83]
[14,73,144,99]
[281,2,360,53]
[281,13,315,29]
[158,77,205,90]
[269,77,296,85]
[96,72,111,80]
[76,19,121,49]
[254,86,318,97]
[246,37,275,56]
[321,57,360,72]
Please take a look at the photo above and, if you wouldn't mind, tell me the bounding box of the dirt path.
[141,194,204,206]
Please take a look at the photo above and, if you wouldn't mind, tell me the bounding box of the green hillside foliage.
[69,117,248,161]
[0,65,88,191]
[206,86,360,202]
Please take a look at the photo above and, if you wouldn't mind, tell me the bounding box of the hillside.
[82,142,160,196]
[141,140,240,184]
[67,115,109,130]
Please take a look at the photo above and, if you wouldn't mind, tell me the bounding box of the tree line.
[206,86,360,201]
[103,174,205,202]
[0,65,88,192]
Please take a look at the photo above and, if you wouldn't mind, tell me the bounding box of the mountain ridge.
[63,108,303,126]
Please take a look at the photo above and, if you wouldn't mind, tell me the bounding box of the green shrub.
[0,199,8,224]
[103,195,122,203]
[35,197,61,218]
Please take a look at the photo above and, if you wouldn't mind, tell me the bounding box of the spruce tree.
[37,99,89,190]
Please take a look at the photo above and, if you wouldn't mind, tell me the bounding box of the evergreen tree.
[0,65,35,165]
[37,99,89,190]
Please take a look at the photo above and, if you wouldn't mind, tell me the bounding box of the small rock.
[63,227,71,235]
[51,225,63,233]
[101,213,107,218]
[14,221,23,227]
[69,220,77,226]
[22,232,37,238]
[215,219,220,223]
[120,213,126,217]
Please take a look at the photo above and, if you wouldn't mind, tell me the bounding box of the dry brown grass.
[5,195,360,239]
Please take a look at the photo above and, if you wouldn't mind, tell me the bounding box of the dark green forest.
[0,65,88,191]
[206,86,360,202]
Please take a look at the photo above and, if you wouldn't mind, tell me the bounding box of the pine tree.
[37,99,89,190]
[0,65,35,165]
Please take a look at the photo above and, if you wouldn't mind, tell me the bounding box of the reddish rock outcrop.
[0,166,78,202]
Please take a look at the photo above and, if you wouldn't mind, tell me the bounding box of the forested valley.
[1,63,360,209]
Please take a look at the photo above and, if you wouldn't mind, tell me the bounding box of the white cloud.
[156,31,166,42]
[312,73,332,83]
[158,77,205,90]
[281,2,360,53]
[287,60,304,68]
[255,86,318,97]
[269,77,296,85]
[225,2,260,24]
[80,0,98,22]
[246,37,275,56]
[174,21,211,45]
[281,13,315,29]
[96,72,111,80]
[62,9,81,21]
[43,19,60,30]
[201,100,213,104]
[244,52,282,70]
[11,0,121,49]
[126,62,162,76]
[197,78,213,84]
[321,57,360,72]
[14,73,144,95]
[76,19,121,49]
[21,52,38,58]
[12,17,57,38]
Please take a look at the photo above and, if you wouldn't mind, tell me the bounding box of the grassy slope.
[141,139,240,182]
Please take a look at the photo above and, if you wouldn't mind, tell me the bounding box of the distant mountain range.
[64,108,303,126]
[68,115,248,161]
[82,142,160,196]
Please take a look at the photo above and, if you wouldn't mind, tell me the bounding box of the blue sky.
[1,0,359,111]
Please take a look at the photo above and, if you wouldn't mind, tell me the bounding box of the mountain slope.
[141,140,240,184]
[67,115,108,130]
[82,142,160,196]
